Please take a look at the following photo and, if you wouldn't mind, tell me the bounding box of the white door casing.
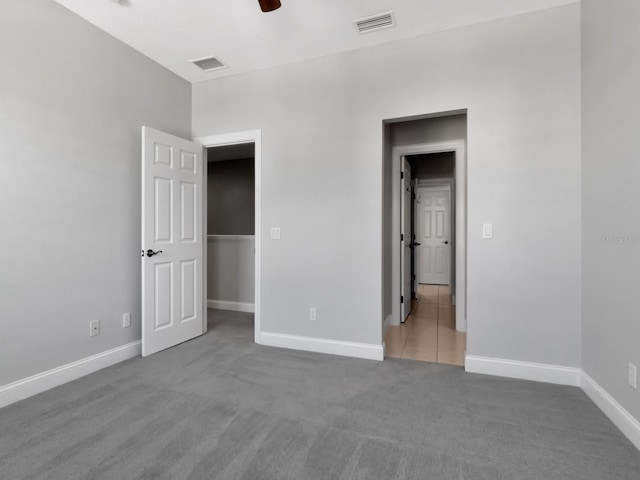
[391,140,466,332]
[416,186,451,285]
[141,126,204,356]
[401,157,412,322]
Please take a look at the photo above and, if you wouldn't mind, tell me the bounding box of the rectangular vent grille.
[354,11,395,34]
[191,56,226,72]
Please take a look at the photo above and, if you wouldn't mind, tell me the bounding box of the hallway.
[384,285,466,366]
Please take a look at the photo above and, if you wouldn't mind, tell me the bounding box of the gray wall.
[207,237,255,303]
[207,158,255,235]
[207,155,256,304]
[382,124,393,324]
[390,115,468,147]
[409,152,455,180]
[0,0,191,386]
[193,4,582,366]
[581,0,640,420]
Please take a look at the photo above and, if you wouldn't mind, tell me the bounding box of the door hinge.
[400,234,404,241]
[401,171,404,180]
[413,274,416,281]
[401,295,404,304]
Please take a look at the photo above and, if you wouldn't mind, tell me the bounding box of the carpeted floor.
[1,309,639,479]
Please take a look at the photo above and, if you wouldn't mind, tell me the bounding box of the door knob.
[146,249,163,257]
[442,241,449,245]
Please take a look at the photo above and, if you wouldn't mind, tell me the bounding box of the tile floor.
[384,284,466,366]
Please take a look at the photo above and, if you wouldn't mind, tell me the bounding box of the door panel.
[416,187,451,285]
[180,182,196,241]
[142,126,204,356]
[401,158,412,322]
[154,262,173,329]
[154,177,172,242]
[181,260,197,321]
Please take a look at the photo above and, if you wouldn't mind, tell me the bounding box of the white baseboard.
[382,314,393,338]
[260,331,383,361]
[465,355,581,386]
[580,372,640,452]
[0,341,141,409]
[3,339,637,453]
[207,299,255,313]
[464,355,640,452]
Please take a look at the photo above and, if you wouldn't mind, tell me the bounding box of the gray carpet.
[1,310,639,480]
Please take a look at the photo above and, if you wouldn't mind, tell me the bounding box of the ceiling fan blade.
[258,0,281,13]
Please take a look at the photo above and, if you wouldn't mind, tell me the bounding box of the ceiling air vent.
[354,11,395,34]
[191,56,227,72]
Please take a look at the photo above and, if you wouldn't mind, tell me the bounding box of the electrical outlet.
[90,320,100,337]
[629,363,637,389]
[309,307,317,321]
[123,312,131,328]
[270,227,281,240]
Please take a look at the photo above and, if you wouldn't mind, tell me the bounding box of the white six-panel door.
[401,158,412,322]
[142,127,204,356]
[416,186,451,286]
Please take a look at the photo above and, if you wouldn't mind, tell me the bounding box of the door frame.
[415,184,452,287]
[195,130,262,344]
[391,140,466,332]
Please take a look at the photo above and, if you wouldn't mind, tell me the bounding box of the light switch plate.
[270,227,281,240]
[483,223,493,239]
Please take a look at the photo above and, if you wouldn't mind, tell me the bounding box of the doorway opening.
[198,130,262,344]
[389,153,465,365]
[205,143,255,338]
[381,112,467,366]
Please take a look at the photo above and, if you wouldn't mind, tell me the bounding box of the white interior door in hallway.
[416,186,451,286]
[141,126,205,356]
[401,157,412,322]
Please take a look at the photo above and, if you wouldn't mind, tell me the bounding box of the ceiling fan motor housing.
[258,0,281,13]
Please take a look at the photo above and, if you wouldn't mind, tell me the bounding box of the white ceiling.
[54,0,578,84]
